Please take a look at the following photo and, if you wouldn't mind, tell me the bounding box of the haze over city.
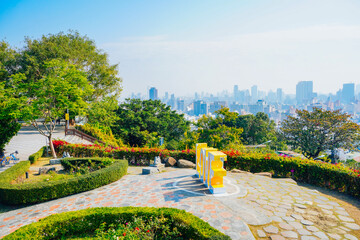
[1,0,360,97]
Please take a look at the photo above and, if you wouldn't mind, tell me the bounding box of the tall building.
[251,85,258,103]
[296,81,313,104]
[149,87,158,100]
[177,99,185,112]
[276,88,283,103]
[342,83,355,104]
[194,100,208,116]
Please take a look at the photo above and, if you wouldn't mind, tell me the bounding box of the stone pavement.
[0,168,359,240]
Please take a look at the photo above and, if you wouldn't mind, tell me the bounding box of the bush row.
[0,158,128,205]
[54,140,195,166]
[54,141,360,198]
[0,161,30,184]
[4,207,230,240]
[28,146,46,164]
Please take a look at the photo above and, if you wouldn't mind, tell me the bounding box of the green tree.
[196,110,243,150]
[87,96,120,127]
[17,59,93,157]
[281,108,360,159]
[0,42,22,156]
[112,99,190,147]
[16,31,122,100]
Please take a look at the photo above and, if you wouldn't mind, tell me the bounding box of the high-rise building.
[342,83,355,104]
[149,87,158,100]
[296,81,313,104]
[276,88,283,103]
[194,100,208,116]
[177,99,185,112]
[251,85,258,102]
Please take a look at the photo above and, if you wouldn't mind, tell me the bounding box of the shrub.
[0,161,30,184]
[76,123,124,147]
[0,158,128,205]
[53,141,360,199]
[4,207,230,240]
[28,146,47,164]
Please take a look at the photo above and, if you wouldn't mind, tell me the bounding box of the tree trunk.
[49,135,57,158]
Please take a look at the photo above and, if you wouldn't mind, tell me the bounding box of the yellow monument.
[195,143,227,194]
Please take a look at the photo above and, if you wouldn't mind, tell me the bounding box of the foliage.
[0,158,128,205]
[0,42,22,155]
[60,157,113,172]
[55,141,360,198]
[0,161,30,184]
[15,59,93,157]
[76,123,124,147]
[112,99,189,147]
[16,31,122,100]
[281,107,360,159]
[195,107,283,150]
[4,207,229,240]
[28,146,47,164]
[87,96,120,127]
[54,140,196,165]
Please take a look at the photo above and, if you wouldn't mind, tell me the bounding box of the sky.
[1,0,360,98]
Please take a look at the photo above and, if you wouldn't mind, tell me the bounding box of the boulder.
[165,157,177,167]
[39,167,56,175]
[177,159,195,168]
[231,169,252,174]
[254,172,272,178]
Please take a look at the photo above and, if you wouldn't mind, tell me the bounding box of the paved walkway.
[0,168,359,239]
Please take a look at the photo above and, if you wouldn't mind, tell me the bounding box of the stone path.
[0,169,359,239]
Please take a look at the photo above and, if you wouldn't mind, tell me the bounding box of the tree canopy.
[195,107,280,150]
[111,99,190,147]
[281,108,360,159]
[17,31,122,100]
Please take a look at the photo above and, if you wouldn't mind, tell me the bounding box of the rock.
[344,234,358,240]
[279,222,294,230]
[306,226,319,232]
[327,233,341,240]
[281,231,298,238]
[290,214,304,220]
[301,237,317,240]
[165,157,177,167]
[39,167,56,175]
[338,215,355,222]
[301,220,314,226]
[254,172,272,178]
[264,225,279,234]
[257,230,267,238]
[177,159,195,168]
[313,231,329,240]
[270,235,285,240]
[344,222,360,230]
[142,167,159,175]
[231,169,251,174]
[298,229,312,236]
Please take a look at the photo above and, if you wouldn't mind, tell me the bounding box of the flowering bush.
[53,140,360,198]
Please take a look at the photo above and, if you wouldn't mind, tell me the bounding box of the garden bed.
[3,207,230,240]
[0,157,128,205]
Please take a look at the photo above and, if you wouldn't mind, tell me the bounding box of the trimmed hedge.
[0,158,128,205]
[3,207,230,240]
[28,146,46,164]
[53,141,360,199]
[0,161,30,184]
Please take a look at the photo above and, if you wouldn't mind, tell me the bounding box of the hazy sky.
[1,0,360,98]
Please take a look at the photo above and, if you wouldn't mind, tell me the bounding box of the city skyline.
[1,1,360,97]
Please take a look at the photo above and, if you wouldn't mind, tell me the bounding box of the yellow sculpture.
[195,143,227,194]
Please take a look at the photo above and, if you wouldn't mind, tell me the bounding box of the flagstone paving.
[0,168,359,239]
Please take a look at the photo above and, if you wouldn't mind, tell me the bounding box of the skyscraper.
[276,88,283,103]
[296,81,313,104]
[149,87,158,100]
[251,85,258,102]
[194,100,208,116]
[342,83,355,104]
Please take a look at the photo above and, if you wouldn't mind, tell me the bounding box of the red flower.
[146,229,150,232]
[123,232,126,236]
[135,227,140,231]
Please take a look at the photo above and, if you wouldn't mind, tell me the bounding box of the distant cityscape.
[130,81,360,125]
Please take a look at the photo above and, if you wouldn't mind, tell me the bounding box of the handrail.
[65,128,108,146]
